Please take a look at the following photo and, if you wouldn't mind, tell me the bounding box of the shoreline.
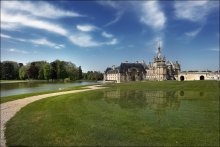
[0,85,106,147]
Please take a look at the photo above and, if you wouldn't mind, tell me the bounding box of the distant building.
[104,45,219,83]
[145,46,180,81]
[104,62,146,83]
[178,71,220,81]
[104,45,180,83]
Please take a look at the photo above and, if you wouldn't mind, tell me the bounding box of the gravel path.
[0,85,106,147]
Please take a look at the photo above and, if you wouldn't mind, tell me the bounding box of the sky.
[1,0,219,72]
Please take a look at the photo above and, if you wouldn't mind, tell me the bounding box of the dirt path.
[0,85,106,147]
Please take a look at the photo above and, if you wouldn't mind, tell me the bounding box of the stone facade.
[178,72,220,81]
[104,46,181,83]
[145,46,180,81]
[104,62,146,83]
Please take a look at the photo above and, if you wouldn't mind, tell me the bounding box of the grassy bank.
[5,81,220,146]
[106,80,220,91]
[0,80,30,84]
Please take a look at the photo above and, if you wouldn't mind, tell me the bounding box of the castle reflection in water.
[103,89,205,111]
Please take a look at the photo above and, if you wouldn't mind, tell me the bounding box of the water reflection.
[103,89,208,124]
[104,89,181,111]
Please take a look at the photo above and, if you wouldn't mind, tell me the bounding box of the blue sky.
[1,0,219,72]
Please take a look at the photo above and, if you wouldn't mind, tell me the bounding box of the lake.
[0,81,97,97]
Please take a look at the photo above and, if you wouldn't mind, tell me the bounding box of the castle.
[104,46,181,83]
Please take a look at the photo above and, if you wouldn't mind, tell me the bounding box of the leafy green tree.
[28,62,39,79]
[65,62,78,80]
[19,66,28,80]
[78,66,83,80]
[1,61,19,80]
[50,61,58,81]
[43,63,51,81]
[38,67,44,80]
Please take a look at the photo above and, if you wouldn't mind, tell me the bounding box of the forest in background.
[0,60,103,81]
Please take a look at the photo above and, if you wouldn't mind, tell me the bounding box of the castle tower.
[157,43,162,59]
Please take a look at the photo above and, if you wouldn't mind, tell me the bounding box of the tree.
[78,66,83,80]
[1,61,19,80]
[50,61,57,81]
[83,71,104,81]
[65,62,78,80]
[19,66,28,80]
[28,62,39,79]
[44,63,51,81]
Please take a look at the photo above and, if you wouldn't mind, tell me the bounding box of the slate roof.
[118,63,146,73]
[105,62,148,74]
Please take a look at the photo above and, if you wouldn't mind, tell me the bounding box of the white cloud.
[1,1,119,49]
[140,1,166,30]
[69,34,118,47]
[30,38,65,49]
[8,48,28,54]
[69,34,102,47]
[106,38,118,45]
[76,25,96,32]
[1,33,64,49]
[0,33,12,39]
[185,27,203,37]
[1,1,83,19]
[1,33,26,42]
[97,1,119,9]
[209,48,219,52]
[104,11,123,27]
[1,23,19,31]
[102,31,113,38]
[174,1,218,22]
[1,12,68,36]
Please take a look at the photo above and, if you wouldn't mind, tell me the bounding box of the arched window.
[200,75,204,80]
[180,76,184,81]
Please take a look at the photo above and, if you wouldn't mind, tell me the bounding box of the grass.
[0,85,93,104]
[5,80,220,146]
[0,80,30,83]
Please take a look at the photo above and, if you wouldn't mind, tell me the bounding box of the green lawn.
[5,81,220,146]
[0,80,29,83]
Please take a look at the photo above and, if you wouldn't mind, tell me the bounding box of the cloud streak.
[1,1,119,48]
[69,34,101,47]
[76,24,96,32]
[174,1,218,22]
[30,38,65,49]
[7,48,29,54]
[104,11,123,27]
[97,1,119,9]
[140,1,166,31]
[185,27,203,37]
[101,32,113,38]
[1,33,64,49]
[1,1,84,19]
[69,34,118,47]
[1,12,68,36]
[209,48,219,52]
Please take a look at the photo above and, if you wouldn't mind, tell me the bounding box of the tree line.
[0,60,103,81]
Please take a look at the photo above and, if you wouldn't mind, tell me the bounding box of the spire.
[157,41,162,58]
[158,42,161,53]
